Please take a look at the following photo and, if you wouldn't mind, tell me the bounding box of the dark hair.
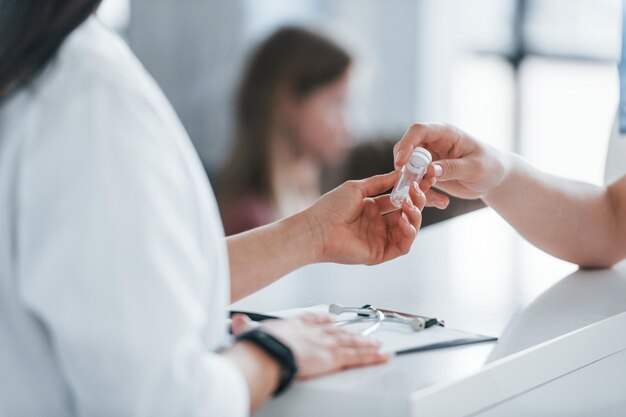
[216,26,351,208]
[0,0,102,99]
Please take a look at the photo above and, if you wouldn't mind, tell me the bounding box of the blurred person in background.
[0,1,431,416]
[216,27,353,236]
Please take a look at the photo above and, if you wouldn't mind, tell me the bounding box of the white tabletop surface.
[232,208,626,415]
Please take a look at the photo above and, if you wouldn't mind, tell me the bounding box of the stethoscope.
[329,303,442,336]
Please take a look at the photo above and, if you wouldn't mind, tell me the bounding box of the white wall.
[128,0,246,172]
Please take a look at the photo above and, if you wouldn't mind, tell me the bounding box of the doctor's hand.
[231,313,391,380]
[303,171,430,265]
[393,123,509,202]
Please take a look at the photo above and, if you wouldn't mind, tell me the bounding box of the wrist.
[289,209,324,264]
[223,340,282,402]
[482,151,522,203]
[236,328,299,396]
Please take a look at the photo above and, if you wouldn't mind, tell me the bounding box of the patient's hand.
[304,171,430,265]
[393,123,509,201]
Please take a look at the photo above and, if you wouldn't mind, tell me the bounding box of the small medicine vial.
[390,147,432,208]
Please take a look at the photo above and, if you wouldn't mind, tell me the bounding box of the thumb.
[429,158,471,182]
[352,171,399,197]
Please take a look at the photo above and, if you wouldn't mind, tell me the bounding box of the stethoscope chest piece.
[329,303,431,335]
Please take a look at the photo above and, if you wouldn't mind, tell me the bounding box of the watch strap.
[236,328,298,396]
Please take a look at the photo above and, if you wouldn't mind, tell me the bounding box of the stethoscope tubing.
[330,305,426,335]
[333,309,385,336]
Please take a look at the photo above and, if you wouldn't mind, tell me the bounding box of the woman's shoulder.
[19,16,172,131]
[11,17,187,154]
[43,17,152,99]
[0,16,203,202]
[219,194,275,236]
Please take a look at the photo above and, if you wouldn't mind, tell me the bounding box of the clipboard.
[230,305,496,354]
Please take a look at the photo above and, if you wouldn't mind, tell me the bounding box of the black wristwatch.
[236,328,298,396]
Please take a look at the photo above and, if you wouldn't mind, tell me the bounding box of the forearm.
[483,154,624,267]
[227,212,320,302]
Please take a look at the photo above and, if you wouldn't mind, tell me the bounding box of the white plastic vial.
[390,147,432,208]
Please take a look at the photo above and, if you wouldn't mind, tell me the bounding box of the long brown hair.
[216,26,351,208]
[0,0,102,100]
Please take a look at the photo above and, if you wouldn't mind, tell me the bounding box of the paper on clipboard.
[272,304,496,355]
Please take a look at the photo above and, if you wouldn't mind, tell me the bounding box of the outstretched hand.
[304,171,431,265]
[393,123,508,201]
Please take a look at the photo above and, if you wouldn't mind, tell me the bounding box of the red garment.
[220,194,275,236]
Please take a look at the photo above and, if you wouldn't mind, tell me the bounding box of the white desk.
[232,208,626,416]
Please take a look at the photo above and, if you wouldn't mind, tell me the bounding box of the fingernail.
[406,197,414,208]
[413,181,420,192]
[433,163,443,177]
[394,150,404,166]
[433,200,446,209]
[430,177,437,186]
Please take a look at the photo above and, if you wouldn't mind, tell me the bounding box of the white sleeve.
[17,79,249,417]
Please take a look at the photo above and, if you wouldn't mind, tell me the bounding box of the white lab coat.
[0,17,248,417]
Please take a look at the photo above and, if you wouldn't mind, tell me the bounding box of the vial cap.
[408,147,432,169]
